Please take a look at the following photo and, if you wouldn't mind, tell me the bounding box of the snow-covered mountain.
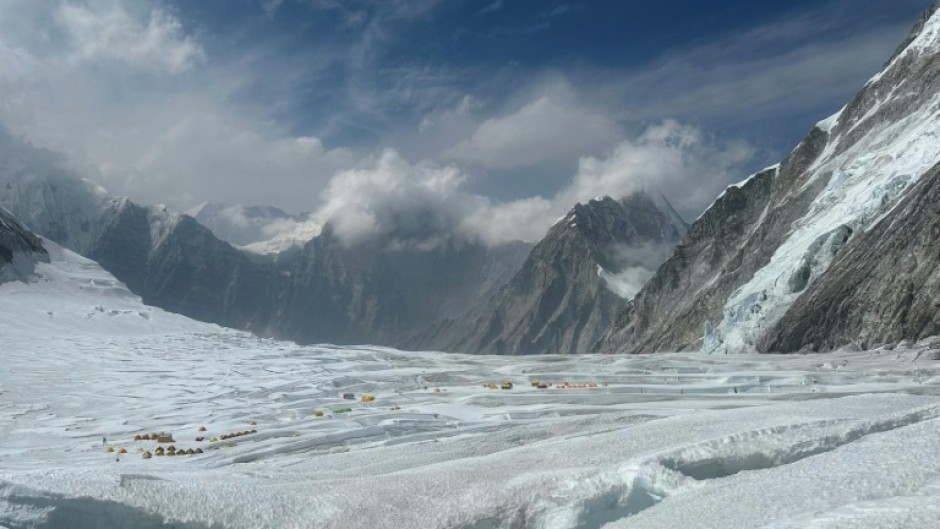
[0,134,530,347]
[186,202,319,255]
[598,2,940,354]
[416,193,686,355]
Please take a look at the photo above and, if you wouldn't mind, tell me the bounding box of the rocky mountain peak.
[416,191,687,355]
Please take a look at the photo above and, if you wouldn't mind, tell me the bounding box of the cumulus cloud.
[442,96,621,169]
[598,241,676,299]
[313,149,486,247]
[558,121,754,216]
[460,120,753,245]
[311,120,753,247]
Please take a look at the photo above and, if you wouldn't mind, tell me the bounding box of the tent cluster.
[125,423,264,460]
[481,381,514,390]
[133,433,175,443]
[219,430,257,440]
[149,445,203,457]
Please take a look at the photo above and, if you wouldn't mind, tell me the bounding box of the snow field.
[3,241,940,528]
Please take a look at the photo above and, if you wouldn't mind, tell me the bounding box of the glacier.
[3,238,940,528]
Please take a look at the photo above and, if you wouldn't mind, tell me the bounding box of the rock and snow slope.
[599,1,940,354]
[417,194,686,355]
[4,237,940,528]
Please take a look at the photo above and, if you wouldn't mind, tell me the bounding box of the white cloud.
[311,121,753,247]
[461,120,753,245]
[558,120,754,215]
[0,0,359,214]
[607,5,919,125]
[313,149,485,247]
[442,96,621,169]
[56,2,204,73]
[95,100,356,212]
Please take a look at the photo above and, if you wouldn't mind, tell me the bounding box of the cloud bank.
[312,120,752,247]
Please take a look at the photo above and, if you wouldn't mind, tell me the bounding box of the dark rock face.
[599,2,940,354]
[0,207,47,279]
[87,202,273,330]
[761,162,940,352]
[255,229,530,345]
[422,194,686,355]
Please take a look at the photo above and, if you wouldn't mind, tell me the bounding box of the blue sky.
[0,0,933,243]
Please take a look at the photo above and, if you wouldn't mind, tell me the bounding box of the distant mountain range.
[2,3,939,355]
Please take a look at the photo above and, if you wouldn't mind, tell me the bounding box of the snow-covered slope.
[600,2,940,354]
[0,239,214,337]
[707,10,940,353]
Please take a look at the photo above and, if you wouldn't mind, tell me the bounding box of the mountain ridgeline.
[413,194,687,354]
[0,146,532,346]
[0,139,679,352]
[598,1,940,354]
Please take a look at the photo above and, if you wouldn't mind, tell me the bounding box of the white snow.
[238,218,322,255]
[815,108,844,133]
[3,242,940,528]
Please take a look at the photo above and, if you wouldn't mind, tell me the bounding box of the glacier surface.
[2,242,940,528]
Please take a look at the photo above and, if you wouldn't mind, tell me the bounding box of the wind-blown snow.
[3,241,940,529]
[598,264,655,300]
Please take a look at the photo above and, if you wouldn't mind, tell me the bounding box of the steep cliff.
[599,2,940,354]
